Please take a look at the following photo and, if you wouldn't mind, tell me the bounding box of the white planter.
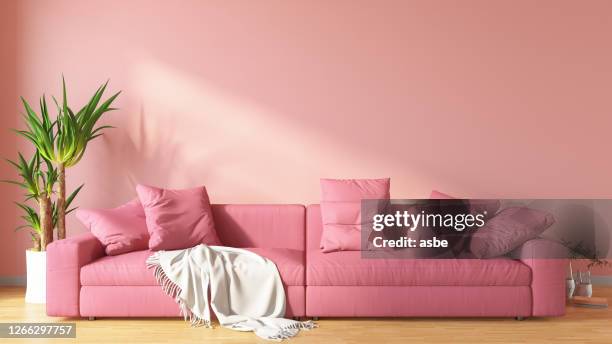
[575,283,593,298]
[566,279,575,299]
[25,250,46,304]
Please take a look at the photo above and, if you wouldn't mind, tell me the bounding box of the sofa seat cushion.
[246,248,304,286]
[81,248,305,287]
[307,250,531,286]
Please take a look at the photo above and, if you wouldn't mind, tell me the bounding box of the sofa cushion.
[319,178,390,253]
[76,199,149,256]
[430,190,501,218]
[81,248,305,287]
[136,184,221,251]
[470,207,555,258]
[307,250,531,286]
[212,204,305,250]
[80,250,156,286]
[244,248,305,286]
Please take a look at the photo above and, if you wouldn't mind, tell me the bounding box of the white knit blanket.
[146,244,315,341]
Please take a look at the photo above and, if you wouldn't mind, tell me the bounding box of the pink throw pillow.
[469,207,555,258]
[320,178,390,253]
[429,190,454,199]
[430,190,500,218]
[136,184,221,251]
[76,199,149,256]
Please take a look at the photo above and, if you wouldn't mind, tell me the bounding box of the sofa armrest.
[513,238,567,317]
[46,232,105,317]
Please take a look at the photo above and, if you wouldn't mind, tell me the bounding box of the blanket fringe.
[146,253,212,328]
[286,320,317,330]
[266,320,318,341]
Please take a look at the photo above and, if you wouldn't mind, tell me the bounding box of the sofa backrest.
[306,204,323,252]
[212,204,305,250]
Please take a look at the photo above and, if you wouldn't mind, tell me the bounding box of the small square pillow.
[469,206,555,258]
[76,199,149,256]
[430,190,500,218]
[320,178,390,253]
[136,184,221,251]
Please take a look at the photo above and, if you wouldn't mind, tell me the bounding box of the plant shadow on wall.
[108,104,182,191]
[110,59,378,202]
[102,65,288,201]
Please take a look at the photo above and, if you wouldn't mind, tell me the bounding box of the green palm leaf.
[8,77,120,245]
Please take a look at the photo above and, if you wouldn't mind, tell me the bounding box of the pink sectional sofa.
[47,205,306,318]
[47,204,566,319]
[306,205,566,318]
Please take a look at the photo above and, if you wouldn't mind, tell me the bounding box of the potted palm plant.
[4,152,80,303]
[3,77,119,303]
[17,78,120,240]
[5,152,54,303]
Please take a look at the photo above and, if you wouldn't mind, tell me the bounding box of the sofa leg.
[515,316,526,321]
[88,316,95,321]
[312,316,319,321]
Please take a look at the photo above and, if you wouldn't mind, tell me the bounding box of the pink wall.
[0,0,24,278]
[2,0,612,277]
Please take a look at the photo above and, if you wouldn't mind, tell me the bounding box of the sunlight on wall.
[102,57,432,203]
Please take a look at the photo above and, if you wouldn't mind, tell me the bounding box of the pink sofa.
[306,205,566,318]
[47,204,566,319]
[47,205,306,318]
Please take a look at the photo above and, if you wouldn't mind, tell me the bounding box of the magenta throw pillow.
[469,207,555,258]
[76,199,149,256]
[319,178,390,253]
[136,184,221,251]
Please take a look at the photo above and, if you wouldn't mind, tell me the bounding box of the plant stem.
[32,235,41,252]
[39,196,53,250]
[57,163,66,240]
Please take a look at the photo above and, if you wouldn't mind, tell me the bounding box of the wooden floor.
[1,287,611,344]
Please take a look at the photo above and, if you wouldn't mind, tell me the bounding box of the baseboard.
[592,276,612,286]
[0,276,26,286]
